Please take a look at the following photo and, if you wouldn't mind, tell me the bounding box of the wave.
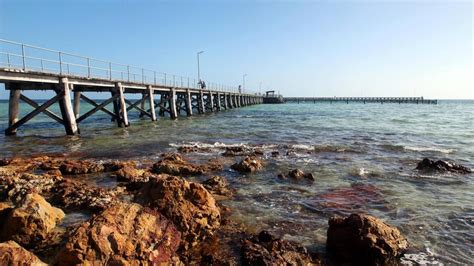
[403,146,455,154]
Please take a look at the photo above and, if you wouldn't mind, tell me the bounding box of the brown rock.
[114,165,147,182]
[56,203,181,265]
[203,176,232,198]
[242,231,319,265]
[151,153,205,176]
[0,240,47,266]
[0,193,65,246]
[50,179,120,212]
[231,157,264,173]
[416,158,471,174]
[327,213,408,264]
[137,175,220,250]
[0,158,12,167]
[288,169,315,181]
[59,160,104,175]
[2,173,61,203]
[178,145,211,153]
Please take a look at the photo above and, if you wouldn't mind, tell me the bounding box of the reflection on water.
[0,100,473,264]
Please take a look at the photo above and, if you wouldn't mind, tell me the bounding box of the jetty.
[0,39,263,135]
[284,97,437,104]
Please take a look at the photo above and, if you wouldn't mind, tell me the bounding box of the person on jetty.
[198,80,206,89]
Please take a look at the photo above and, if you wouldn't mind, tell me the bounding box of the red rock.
[242,231,319,265]
[56,203,181,265]
[151,153,222,176]
[0,240,47,265]
[137,175,220,250]
[231,157,264,173]
[114,165,147,182]
[59,160,104,175]
[203,176,233,198]
[0,193,65,246]
[327,213,408,264]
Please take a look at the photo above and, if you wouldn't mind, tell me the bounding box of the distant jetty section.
[282,97,437,104]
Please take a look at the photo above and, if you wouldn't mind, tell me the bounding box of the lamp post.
[197,51,204,82]
[243,74,247,92]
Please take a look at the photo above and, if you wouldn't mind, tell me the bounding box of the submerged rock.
[416,158,471,174]
[0,158,12,167]
[137,174,220,250]
[0,240,47,266]
[0,193,65,246]
[286,169,315,181]
[241,231,318,265]
[151,153,221,176]
[56,203,181,265]
[203,176,233,198]
[50,179,120,212]
[231,157,264,173]
[327,213,408,265]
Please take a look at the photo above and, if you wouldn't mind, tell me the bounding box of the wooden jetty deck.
[0,39,263,135]
[284,97,437,104]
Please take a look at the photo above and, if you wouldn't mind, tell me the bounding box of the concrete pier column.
[6,83,21,135]
[208,91,214,112]
[147,85,157,121]
[199,90,205,114]
[170,88,178,119]
[117,82,129,127]
[73,89,81,119]
[185,89,193,116]
[58,78,79,135]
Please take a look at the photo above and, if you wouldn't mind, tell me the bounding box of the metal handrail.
[0,38,260,94]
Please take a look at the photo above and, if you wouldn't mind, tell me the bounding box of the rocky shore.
[0,149,470,265]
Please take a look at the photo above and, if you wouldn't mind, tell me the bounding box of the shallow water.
[0,100,473,264]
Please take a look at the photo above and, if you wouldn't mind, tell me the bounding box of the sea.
[0,99,473,264]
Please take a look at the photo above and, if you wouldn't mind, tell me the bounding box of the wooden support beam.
[5,90,62,135]
[185,89,193,116]
[117,82,129,127]
[169,88,178,119]
[199,90,205,114]
[148,86,157,121]
[73,90,81,119]
[19,94,63,124]
[6,84,21,135]
[223,93,228,109]
[124,99,152,118]
[57,78,79,135]
[208,91,214,112]
[77,94,118,123]
[139,92,146,118]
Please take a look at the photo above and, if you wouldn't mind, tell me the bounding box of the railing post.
[87,58,91,78]
[127,65,130,82]
[173,75,175,86]
[187,78,190,88]
[154,71,156,85]
[59,52,62,74]
[21,44,26,70]
[142,68,145,84]
[109,62,112,80]
[40,59,44,71]
[7,53,11,68]
[164,73,167,86]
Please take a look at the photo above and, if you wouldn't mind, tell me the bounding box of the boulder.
[2,173,61,203]
[114,165,147,182]
[56,203,181,265]
[203,176,233,198]
[0,240,47,266]
[242,231,318,265]
[151,153,206,176]
[416,158,471,174]
[50,179,120,213]
[327,213,408,264]
[287,169,315,181]
[0,158,12,167]
[59,160,104,175]
[231,157,264,173]
[0,193,65,246]
[137,175,220,250]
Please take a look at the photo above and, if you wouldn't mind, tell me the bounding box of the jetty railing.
[0,39,246,93]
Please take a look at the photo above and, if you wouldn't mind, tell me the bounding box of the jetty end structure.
[0,39,263,136]
[283,96,437,104]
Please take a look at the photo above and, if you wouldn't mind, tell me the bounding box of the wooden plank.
[170,88,178,119]
[80,94,116,118]
[125,99,152,118]
[185,89,193,116]
[117,83,129,127]
[73,90,81,119]
[76,94,119,123]
[20,94,64,124]
[7,84,21,135]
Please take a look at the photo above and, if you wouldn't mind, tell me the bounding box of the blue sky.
[0,0,472,99]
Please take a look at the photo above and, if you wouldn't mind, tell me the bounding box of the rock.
[0,202,12,229]
[59,160,104,175]
[231,157,264,173]
[103,160,136,172]
[2,173,61,203]
[178,145,211,153]
[0,240,47,266]
[151,153,222,176]
[50,179,120,213]
[288,169,315,181]
[203,176,232,198]
[114,165,147,182]
[222,146,247,156]
[416,158,471,174]
[0,158,12,167]
[137,175,220,250]
[0,193,65,246]
[271,151,280,157]
[241,231,318,265]
[327,213,408,264]
[56,203,181,265]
